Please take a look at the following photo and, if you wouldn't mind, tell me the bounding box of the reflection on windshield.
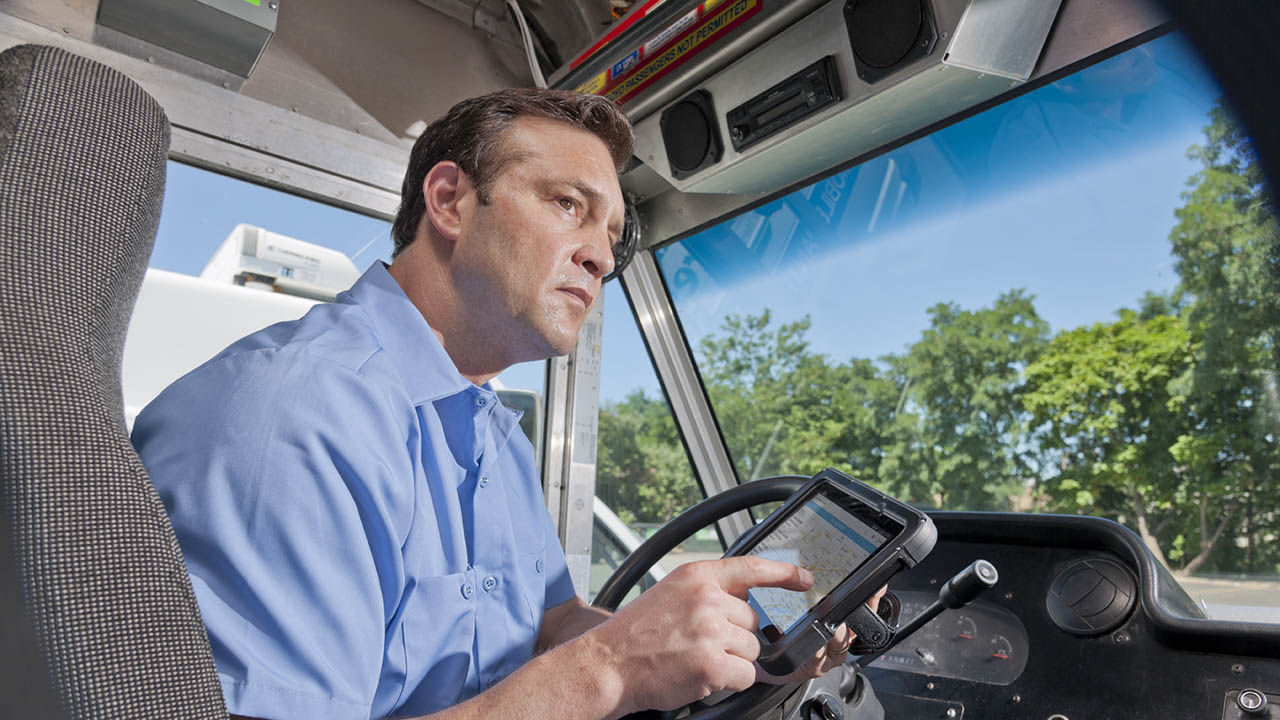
[654,33,1280,617]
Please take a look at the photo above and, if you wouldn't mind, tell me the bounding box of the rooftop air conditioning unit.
[200,224,360,302]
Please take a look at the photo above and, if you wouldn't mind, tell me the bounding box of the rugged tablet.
[725,468,937,676]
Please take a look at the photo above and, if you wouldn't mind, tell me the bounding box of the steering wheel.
[591,476,812,720]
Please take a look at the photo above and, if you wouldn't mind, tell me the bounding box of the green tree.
[1166,103,1280,572]
[879,290,1049,510]
[1024,310,1194,566]
[596,390,699,524]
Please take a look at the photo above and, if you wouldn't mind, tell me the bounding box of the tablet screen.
[746,493,891,636]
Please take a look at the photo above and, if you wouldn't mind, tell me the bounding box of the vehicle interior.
[2,0,1279,718]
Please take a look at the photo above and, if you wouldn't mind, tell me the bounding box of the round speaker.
[849,0,924,69]
[660,90,721,179]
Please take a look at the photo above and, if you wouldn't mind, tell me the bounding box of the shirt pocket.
[515,545,549,630]
[399,570,477,714]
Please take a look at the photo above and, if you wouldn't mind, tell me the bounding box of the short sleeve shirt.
[132,261,576,719]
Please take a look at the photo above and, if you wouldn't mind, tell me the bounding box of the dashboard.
[855,513,1280,720]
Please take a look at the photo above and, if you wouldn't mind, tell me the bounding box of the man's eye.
[557,197,578,213]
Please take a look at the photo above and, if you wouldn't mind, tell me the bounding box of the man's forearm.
[422,629,628,720]
[537,600,611,653]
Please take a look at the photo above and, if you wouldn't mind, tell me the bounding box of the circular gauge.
[989,635,1012,662]
[953,615,977,641]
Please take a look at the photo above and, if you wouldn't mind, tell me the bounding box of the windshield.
[652,33,1280,618]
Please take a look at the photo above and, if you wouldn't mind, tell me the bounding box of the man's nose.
[576,227,616,279]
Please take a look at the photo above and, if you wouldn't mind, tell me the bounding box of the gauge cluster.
[866,591,1029,685]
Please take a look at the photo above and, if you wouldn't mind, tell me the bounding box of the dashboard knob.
[1237,689,1269,716]
[803,693,844,720]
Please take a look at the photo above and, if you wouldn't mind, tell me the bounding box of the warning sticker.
[594,0,760,104]
[578,71,609,95]
[610,49,641,80]
[642,6,700,57]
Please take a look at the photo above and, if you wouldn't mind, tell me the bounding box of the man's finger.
[825,623,852,653]
[724,597,759,632]
[712,556,814,596]
[868,585,888,613]
[722,625,762,662]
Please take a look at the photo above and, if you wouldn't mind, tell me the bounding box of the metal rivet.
[1113,631,1129,644]
[1005,592,1014,600]
[1011,695,1021,704]
[221,81,230,89]
[926,682,935,691]
[1232,663,1246,675]
[945,710,957,718]
[268,1,278,9]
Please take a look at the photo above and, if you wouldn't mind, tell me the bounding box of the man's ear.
[422,161,473,244]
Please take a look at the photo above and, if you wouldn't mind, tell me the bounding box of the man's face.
[452,115,624,363]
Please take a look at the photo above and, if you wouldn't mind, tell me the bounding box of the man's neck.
[387,240,512,387]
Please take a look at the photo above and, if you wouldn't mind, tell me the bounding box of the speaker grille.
[845,0,937,83]
[660,90,722,180]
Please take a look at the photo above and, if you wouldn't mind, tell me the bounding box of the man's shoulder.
[216,300,386,375]
[136,301,413,441]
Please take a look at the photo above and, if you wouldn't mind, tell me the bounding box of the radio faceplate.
[727,55,842,152]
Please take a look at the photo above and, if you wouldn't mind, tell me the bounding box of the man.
[134,89,865,720]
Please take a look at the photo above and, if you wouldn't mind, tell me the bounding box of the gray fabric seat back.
[0,44,227,719]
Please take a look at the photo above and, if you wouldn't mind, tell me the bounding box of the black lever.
[854,559,999,669]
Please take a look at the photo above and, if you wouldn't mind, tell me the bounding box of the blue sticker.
[611,49,640,80]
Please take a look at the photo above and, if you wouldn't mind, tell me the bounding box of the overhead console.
[629,0,1062,196]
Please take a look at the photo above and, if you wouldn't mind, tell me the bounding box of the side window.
[589,282,714,605]
[129,161,548,457]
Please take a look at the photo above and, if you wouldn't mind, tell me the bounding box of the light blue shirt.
[133,261,576,719]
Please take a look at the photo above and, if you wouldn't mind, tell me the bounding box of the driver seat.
[0,44,226,718]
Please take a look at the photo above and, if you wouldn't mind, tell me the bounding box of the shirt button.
[479,475,490,488]
[460,582,474,599]
[475,395,488,407]
[536,558,544,574]
[482,575,497,592]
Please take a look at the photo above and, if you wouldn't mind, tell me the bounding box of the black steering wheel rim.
[592,477,808,720]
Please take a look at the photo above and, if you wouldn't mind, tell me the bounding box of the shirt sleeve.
[540,498,578,608]
[133,346,413,720]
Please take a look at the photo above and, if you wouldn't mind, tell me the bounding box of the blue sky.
[150,32,1226,408]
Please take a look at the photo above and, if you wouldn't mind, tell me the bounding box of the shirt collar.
[339,261,473,405]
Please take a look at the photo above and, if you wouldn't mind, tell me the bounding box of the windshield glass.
[655,33,1280,619]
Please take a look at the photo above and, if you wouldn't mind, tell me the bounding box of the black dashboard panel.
[861,514,1280,719]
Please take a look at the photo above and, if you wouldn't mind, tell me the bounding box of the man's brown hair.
[390,88,634,256]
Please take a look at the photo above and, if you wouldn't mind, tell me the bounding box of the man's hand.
[754,585,888,685]
[581,556,813,717]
